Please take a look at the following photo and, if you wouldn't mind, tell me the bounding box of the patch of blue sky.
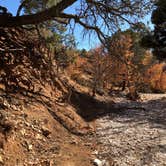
[0,0,153,50]
[0,0,20,15]
[64,0,153,50]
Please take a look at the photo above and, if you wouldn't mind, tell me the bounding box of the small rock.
[0,155,3,164]
[25,141,33,151]
[93,159,110,166]
[3,100,10,108]
[70,139,78,145]
[92,150,99,155]
[41,126,51,137]
[11,105,18,111]
[93,159,103,166]
[21,113,28,119]
[20,129,26,136]
[35,134,43,140]
[24,122,30,127]
[28,144,33,151]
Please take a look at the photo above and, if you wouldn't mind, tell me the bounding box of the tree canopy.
[141,0,166,60]
[152,0,166,60]
[0,0,154,42]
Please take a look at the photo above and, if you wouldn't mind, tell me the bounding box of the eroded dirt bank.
[95,94,166,166]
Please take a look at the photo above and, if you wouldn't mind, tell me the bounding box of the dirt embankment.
[0,85,96,166]
[0,27,96,166]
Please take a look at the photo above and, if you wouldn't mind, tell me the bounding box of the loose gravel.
[96,94,166,166]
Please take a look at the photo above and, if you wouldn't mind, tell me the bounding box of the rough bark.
[0,0,76,27]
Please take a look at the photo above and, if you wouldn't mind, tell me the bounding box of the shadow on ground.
[70,90,166,129]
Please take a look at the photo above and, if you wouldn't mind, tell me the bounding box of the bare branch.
[16,0,32,16]
[0,6,7,14]
[0,0,153,45]
[60,13,106,43]
[0,0,77,27]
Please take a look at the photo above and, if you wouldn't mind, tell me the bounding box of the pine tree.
[142,0,166,60]
[152,0,166,60]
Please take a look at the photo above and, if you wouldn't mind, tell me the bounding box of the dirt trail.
[96,94,166,166]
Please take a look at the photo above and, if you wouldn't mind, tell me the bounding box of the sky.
[0,0,99,50]
[0,0,19,15]
[0,0,152,50]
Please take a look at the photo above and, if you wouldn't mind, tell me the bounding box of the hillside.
[0,27,98,165]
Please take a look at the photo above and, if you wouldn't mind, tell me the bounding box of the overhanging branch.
[16,0,32,16]
[0,0,76,27]
[60,13,106,43]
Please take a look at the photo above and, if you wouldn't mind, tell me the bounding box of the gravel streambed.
[96,94,166,166]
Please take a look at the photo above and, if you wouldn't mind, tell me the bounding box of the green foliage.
[127,29,147,64]
[152,0,166,60]
[108,28,148,64]
[54,47,77,68]
[152,0,166,25]
[106,28,154,93]
[142,0,166,60]
[47,0,62,8]
[20,0,76,71]
[21,0,47,14]
[21,0,75,49]
[79,49,88,57]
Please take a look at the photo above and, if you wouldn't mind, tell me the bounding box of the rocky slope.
[0,27,96,166]
[0,85,97,166]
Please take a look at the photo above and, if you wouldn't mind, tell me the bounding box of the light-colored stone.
[35,134,43,140]
[28,144,33,151]
[20,129,26,136]
[0,155,3,164]
[93,159,103,166]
